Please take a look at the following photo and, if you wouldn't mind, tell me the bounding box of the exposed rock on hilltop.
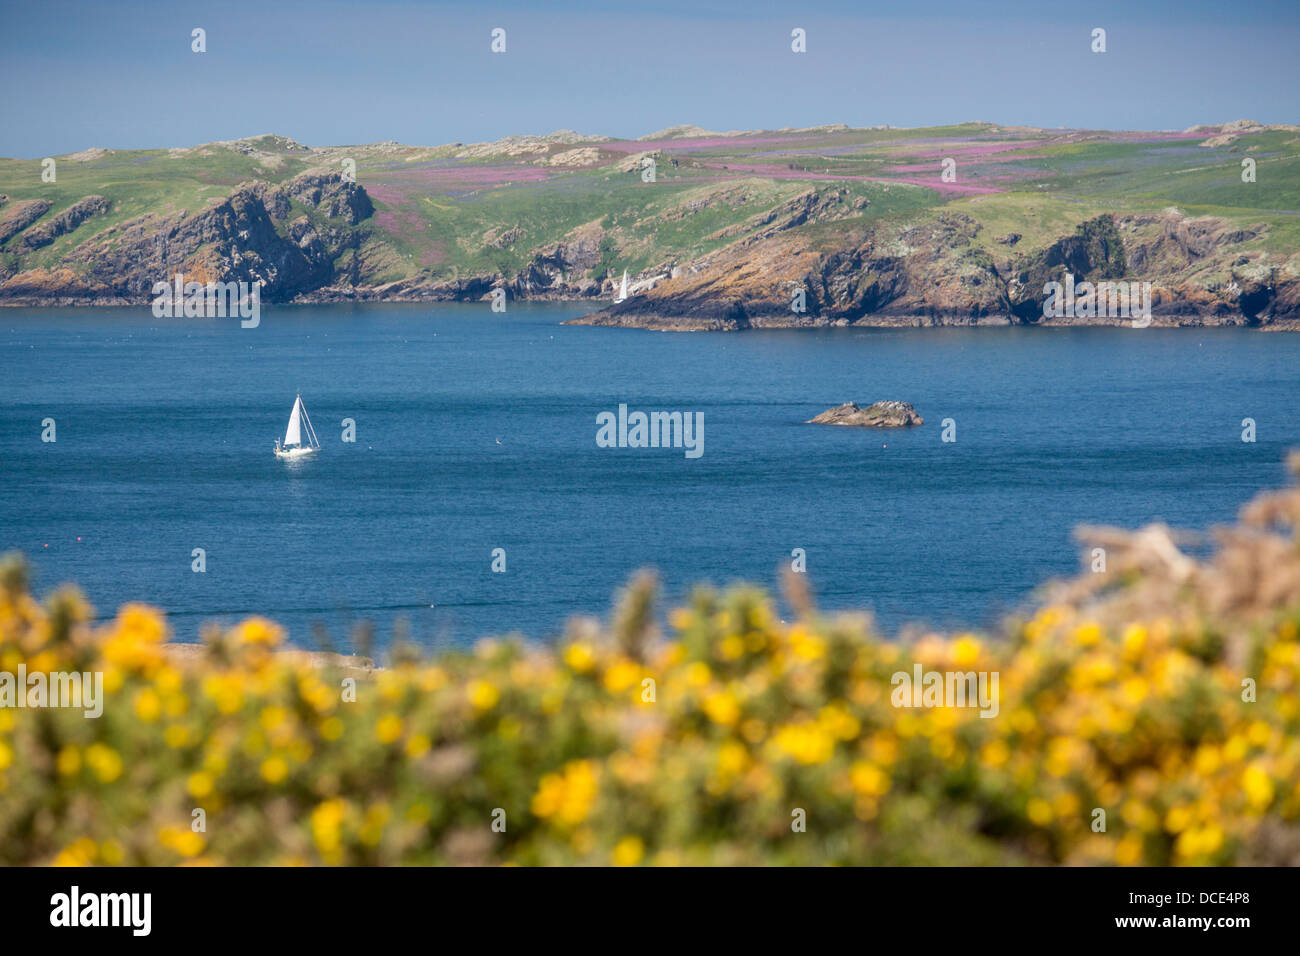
[541,147,603,167]
[640,125,751,140]
[454,130,606,160]
[808,401,923,428]
[1185,119,1265,137]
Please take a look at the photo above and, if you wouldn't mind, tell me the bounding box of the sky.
[1,0,1298,157]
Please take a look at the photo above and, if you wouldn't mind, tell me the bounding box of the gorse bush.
[2,458,1300,866]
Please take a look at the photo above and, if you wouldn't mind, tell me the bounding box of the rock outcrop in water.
[808,401,923,428]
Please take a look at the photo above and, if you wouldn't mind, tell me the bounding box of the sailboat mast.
[300,398,320,449]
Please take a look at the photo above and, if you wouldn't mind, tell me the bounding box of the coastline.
[4,136,1297,328]
[565,310,1300,331]
[4,292,1297,330]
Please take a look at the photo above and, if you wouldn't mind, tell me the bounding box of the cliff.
[2,123,1297,324]
[571,212,1300,330]
[0,171,372,304]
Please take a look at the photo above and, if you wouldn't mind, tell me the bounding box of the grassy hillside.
[1,122,1297,310]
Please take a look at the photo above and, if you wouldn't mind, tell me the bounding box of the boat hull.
[274,446,317,459]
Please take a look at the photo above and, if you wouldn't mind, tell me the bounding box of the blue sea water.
[1,302,1297,651]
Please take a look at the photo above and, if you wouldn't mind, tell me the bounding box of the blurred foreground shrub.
[2,458,1300,866]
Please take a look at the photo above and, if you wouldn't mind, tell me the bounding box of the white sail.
[615,270,628,303]
[284,396,303,447]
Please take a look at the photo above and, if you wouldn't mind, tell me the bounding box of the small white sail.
[284,396,303,447]
[615,269,628,303]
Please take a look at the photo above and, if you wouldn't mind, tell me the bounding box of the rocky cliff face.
[18,196,111,250]
[0,199,53,245]
[1008,215,1128,321]
[0,172,373,304]
[572,213,1016,330]
[2,163,1296,327]
[510,221,607,298]
[571,211,1299,330]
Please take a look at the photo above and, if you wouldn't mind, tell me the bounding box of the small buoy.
[882,444,887,449]
[43,543,48,548]
[77,537,82,542]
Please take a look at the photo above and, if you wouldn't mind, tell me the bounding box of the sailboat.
[614,269,628,303]
[273,394,321,459]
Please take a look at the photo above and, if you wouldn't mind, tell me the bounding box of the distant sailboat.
[274,394,320,459]
[614,269,628,303]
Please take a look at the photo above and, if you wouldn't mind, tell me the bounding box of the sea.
[1,302,1297,652]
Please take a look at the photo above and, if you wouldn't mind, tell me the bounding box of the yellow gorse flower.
[531,760,599,828]
[466,680,500,712]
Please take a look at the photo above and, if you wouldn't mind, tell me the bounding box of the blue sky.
[1,0,1297,156]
